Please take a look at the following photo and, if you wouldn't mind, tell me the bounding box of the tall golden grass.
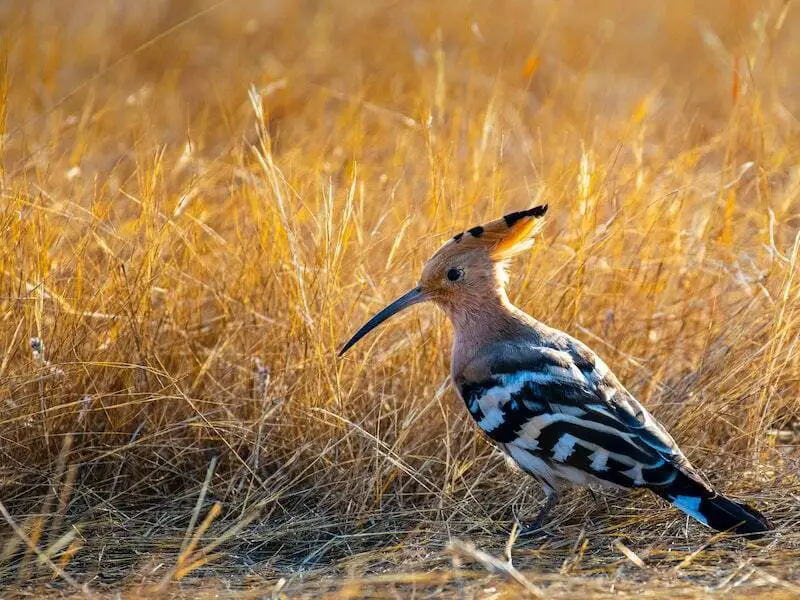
[0,0,798,596]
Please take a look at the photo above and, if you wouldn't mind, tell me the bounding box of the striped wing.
[456,343,710,492]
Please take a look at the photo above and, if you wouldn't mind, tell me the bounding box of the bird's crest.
[442,205,548,261]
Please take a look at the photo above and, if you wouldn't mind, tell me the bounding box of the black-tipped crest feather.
[503,204,548,227]
[447,204,548,262]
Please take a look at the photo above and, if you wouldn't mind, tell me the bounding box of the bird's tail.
[655,472,771,537]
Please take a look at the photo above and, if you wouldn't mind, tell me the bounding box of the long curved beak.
[339,287,426,356]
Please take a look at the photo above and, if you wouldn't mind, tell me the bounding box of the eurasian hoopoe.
[340,206,771,537]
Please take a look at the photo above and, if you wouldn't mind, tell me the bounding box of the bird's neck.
[445,288,537,377]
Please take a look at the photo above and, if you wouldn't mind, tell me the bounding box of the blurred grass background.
[0,0,799,596]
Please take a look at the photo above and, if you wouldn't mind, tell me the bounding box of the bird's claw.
[518,522,542,537]
[515,521,552,540]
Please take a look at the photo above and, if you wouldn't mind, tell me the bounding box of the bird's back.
[452,320,770,535]
[453,321,708,494]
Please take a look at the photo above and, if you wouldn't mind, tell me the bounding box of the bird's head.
[338,205,548,356]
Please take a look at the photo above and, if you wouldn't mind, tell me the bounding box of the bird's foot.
[513,491,559,539]
[517,519,552,539]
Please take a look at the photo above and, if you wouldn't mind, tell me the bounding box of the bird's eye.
[446,267,464,282]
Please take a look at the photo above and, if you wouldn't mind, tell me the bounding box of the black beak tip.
[337,338,357,357]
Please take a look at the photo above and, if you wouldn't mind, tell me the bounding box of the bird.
[339,205,771,537]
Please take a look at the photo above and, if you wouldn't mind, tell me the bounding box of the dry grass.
[1,0,799,597]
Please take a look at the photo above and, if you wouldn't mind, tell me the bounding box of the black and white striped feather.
[455,339,770,536]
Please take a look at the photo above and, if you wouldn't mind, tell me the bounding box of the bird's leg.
[519,489,559,536]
